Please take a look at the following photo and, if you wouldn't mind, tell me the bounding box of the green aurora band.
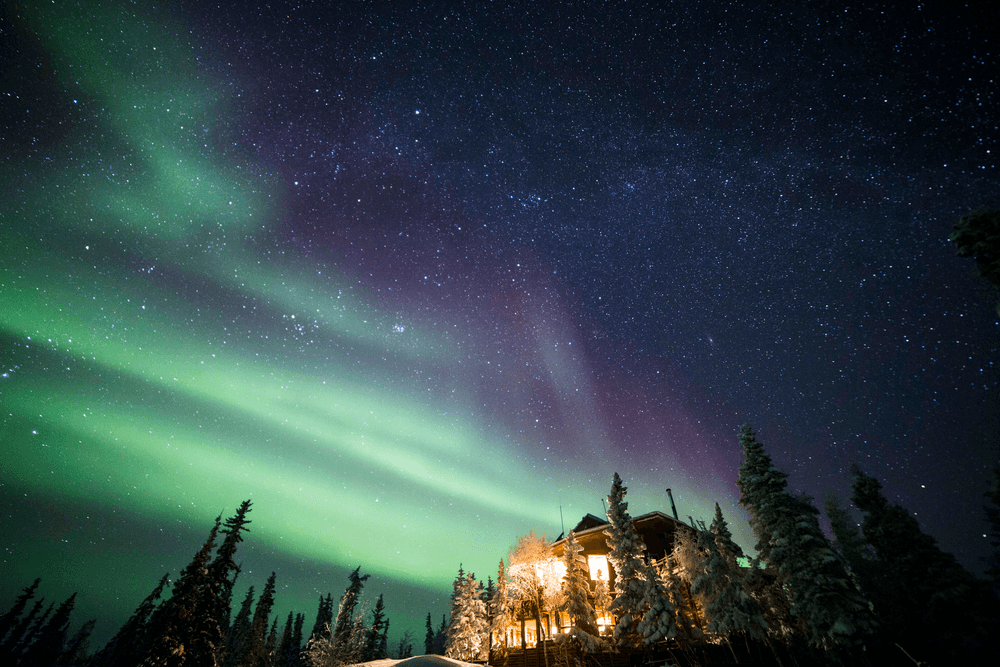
[2,0,722,642]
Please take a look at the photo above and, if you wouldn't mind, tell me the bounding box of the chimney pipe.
[665,488,680,521]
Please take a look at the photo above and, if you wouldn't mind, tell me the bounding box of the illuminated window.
[587,554,609,581]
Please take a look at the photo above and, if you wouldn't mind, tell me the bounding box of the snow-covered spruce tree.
[658,553,701,645]
[603,472,648,647]
[636,562,675,646]
[557,532,605,655]
[445,565,465,650]
[737,424,875,651]
[591,577,611,635]
[446,571,489,662]
[332,568,369,652]
[490,559,512,654]
[690,504,767,646]
[344,606,371,664]
[301,623,335,667]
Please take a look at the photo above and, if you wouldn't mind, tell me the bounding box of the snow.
[348,657,481,667]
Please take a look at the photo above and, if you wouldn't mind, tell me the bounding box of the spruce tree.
[291,613,304,657]
[489,559,511,653]
[93,573,170,667]
[852,466,998,664]
[691,505,767,645]
[0,579,40,646]
[445,572,489,661]
[143,517,222,667]
[445,565,465,646]
[276,612,293,667]
[0,596,46,661]
[264,617,279,666]
[208,501,252,643]
[363,594,388,661]
[332,568,368,648]
[558,532,604,654]
[985,465,1000,585]
[62,617,97,665]
[239,572,276,667]
[20,592,76,667]
[424,613,435,655]
[659,555,701,644]
[637,563,675,646]
[603,472,648,647]
[306,595,332,648]
[222,587,254,667]
[433,614,447,655]
[737,425,875,652]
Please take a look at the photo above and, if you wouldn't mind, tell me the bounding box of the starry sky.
[2,0,998,649]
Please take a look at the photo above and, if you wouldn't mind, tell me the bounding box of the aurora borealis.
[2,0,998,648]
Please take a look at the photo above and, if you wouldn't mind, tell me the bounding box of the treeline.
[429,424,1000,667]
[0,500,414,667]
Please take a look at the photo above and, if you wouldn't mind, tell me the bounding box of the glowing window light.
[587,554,609,581]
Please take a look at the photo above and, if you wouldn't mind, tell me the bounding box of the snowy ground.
[350,656,481,667]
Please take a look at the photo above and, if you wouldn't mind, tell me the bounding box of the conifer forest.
[4,426,999,667]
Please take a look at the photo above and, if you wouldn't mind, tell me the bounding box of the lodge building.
[494,508,696,649]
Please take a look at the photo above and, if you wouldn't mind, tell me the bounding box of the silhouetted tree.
[852,465,998,664]
[222,587,254,667]
[363,594,388,661]
[950,206,1000,311]
[0,579,40,646]
[93,573,169,667]
[394,629,413,659]
[424,613,435,655]
[306,595,332,649]
[0,596,47,660]
[985,465,1000,586]
[209,500,253,641]
[239,572,276,667]
[433,614,447,655]
[20,592,76,666]
[143,516,221,667]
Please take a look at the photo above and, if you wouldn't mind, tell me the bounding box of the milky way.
[2,0,997,646]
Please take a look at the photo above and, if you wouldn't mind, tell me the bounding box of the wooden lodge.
[490,509,696,658]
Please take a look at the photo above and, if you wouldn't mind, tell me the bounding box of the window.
[587,554,609,581]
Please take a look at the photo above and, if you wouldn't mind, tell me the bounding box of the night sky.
[2,0,998,649]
